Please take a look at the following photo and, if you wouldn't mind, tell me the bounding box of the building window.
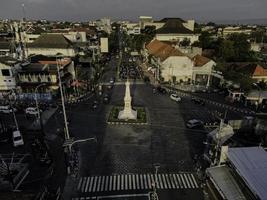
[1,69,10,76]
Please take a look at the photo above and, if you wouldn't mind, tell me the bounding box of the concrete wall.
[183,20,195,31]
[161,56,194,82]
[156,34,199,44]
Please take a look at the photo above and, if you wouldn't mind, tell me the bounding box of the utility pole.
[213,110,227,166]
[35,83,46,135]
[56,56,70,141]
[151,164,160,200]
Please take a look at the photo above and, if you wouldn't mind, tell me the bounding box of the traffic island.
[107,106,148,125]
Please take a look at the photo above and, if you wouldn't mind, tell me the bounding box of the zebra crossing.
[77,173,199,193]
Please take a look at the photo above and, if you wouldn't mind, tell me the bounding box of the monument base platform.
[118,109,137,120]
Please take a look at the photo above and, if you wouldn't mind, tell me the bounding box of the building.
[192,54,222,87]
[27,34,77,57]
[23,26,46,43]
[145,40,220,84]
[146,39,194,82]
[124,22,141,35]
[139,16,154,29]
[16,55,75,94]
[206,147,267,200]
[155,18,199,44]
[220,26,253,38]
[0,41,13,57]
[0,59,17,92]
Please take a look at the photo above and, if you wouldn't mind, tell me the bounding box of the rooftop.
[228,147,267,200]
[27,34,73,49]
[206,165,246,200]
[193,54,212,67]
[146,39,185,61]
[156,18,193,34]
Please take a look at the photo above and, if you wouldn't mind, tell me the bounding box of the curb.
[107,121,148,125]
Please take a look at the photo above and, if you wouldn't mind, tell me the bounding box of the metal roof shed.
[206,165,246,200]
[228,147,267,200]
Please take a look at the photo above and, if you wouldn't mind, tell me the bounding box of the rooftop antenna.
[22,4,26,22]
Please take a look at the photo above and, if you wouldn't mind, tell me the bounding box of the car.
[25,107,39,115]
[103,94,110,104]
[186,119,204,129]
[109,77,115,84]
[107,84,113,89]
[0,105,16,114]
[92,100,99,109]
[12,130,24,147]
[170,94,182,102]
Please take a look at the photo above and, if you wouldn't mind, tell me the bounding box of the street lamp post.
[63,137,97,174]
[34,83,46,132]
[151,164,160,200]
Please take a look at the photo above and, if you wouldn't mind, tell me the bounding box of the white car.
[13,130,24,147]
[170,94,181,102]
[109,78,115,84]
[186,119,204,129]
[25,107,39,115]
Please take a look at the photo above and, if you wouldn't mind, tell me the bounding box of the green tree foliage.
[215,33,257,62]
[126,26,156,52]
[180,38,191,47]
[215,62,255,91]
[199,31,213,49]
[108,31,117,52]
[228,33,251,60]
[218,40,235,61]
[250,30,267,43]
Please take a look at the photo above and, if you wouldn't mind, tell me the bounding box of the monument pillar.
[118,80,137,120]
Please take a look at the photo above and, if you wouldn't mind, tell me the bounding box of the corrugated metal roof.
[206,165,246,200]
[228,147,267,200]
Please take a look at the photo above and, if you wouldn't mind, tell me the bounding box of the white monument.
[118,79,137,120]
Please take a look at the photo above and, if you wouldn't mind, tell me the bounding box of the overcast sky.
[0,0,266,22]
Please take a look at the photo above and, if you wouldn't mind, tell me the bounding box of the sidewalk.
[138,60,157,85]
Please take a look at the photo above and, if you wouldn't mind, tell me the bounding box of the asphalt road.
[59,56,207,199]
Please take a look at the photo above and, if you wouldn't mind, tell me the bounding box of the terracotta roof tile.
[253,65,267,76]
[193,54,211,67]
[146,39,184,61]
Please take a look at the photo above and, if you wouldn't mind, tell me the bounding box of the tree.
[180,38,190,47]
[191,41,201,47]
[250,30,267,43]
[206,22,216,27]
[218,40,235,62]
[199,31,213,49]
[228,33,251,61]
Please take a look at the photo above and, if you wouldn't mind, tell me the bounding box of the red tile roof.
[253,65,267,76]
[193,54,211,67]
[146,39,184,61]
